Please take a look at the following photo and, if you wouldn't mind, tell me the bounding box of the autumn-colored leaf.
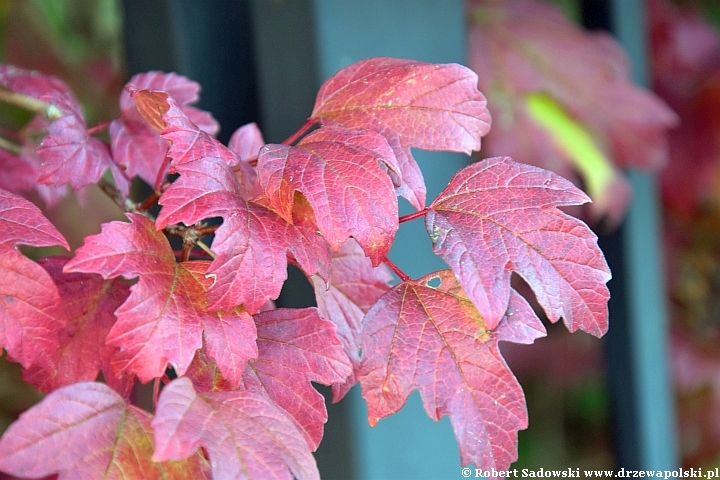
[110,72,219,188]
[228,122,265,198]
[64,213,258,383]
[0,189,68,369]
[241,307,352,450]
[156,156,330,313]
[0,382,209,479]
[312,239,393,401]
[0,65,129,194]
[426,157,611,335]
[312,57,491,209]
[0,64,79,120]
[358,270,545,470]
[36,114,129,194]
[153,377,319,480]
[258,126,399,264]
[467,0,677,222]
[21,256,132,395]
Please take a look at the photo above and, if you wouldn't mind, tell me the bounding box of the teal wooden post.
[610,0,679,469]
[311,1,470,478]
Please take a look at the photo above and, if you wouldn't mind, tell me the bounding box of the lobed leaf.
[0,189,68,369]
[131,89,259,196]
[153,377,319,480]
[156,156,330,313]
[427,158,610,335]
[37,114,129,194]
[257,126,400,264]
[467,0,677,222]
[358,270,545,470]
[22,256,133,396]
[242,307,352,450]
[312,57,491,209]
[312,239,393,401]
[110,72,219,188]
[0,382,209,479]
[64,213,258,383]
[0,65,128,194]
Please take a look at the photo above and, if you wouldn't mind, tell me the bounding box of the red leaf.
[131,88,261,200]
[37,115,128,194]
[0,382,209,479]
[229,122,265,163]
[110,72,219,188]
[21,256,133,395]
[156,156,329,313]
[257,126,399,264]
[153,377,319,480]
[134,89,235,167]
[0,65,80,120]
[0,149,40,199]
[0,189,68,369]
[358,270,545,470]
[426,157,611,335]
[312,57,491,209]
[0,65,128,194]
[228,122,265,198]
[312,239,393,401]
[242,307,352,450]
[64,213,258,383]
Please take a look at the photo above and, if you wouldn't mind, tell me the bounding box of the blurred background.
[1,0,720,478]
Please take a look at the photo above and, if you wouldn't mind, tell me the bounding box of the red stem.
[195,224,219,237]
[382,257,411,283]
[399,207,429,223]
[87,121,111,136]
[180,242,193,262]
[152,377,160,412]
[136,191,160,212]
[282,118,317,145]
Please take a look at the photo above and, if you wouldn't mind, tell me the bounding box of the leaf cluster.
[0,58,610,478]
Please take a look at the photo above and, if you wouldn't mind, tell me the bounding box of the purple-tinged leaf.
[426,157,611,335]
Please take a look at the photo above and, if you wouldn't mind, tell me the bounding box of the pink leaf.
[467,0,677,221]
[0,189,68,369]
[426,157,611,335]
[110,72,219,188]
[153,377,319,480]
[156,156,329,313]
[0,382,209,479]
[37,115,127,193]
[358,270,545,470]
[312,239,393,401]
[257,126,399,264]
[312,57,491,208]
[64,213,258,383]
[22,256,133,395]
[242,307,352,450]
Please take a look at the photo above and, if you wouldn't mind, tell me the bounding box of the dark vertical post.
[584,0,679,469]
[608,0,679,469]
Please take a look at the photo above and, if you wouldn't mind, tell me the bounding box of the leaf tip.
[132,89,170,134]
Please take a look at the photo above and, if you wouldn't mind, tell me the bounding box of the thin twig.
[195,239,216,259]
[399,207,429,223]
[87,121,111,136]
[137,191,160,213]
[383,256,411,282]
[152,378,160,412]
[96,177,126,211]
[282,118,318,145]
